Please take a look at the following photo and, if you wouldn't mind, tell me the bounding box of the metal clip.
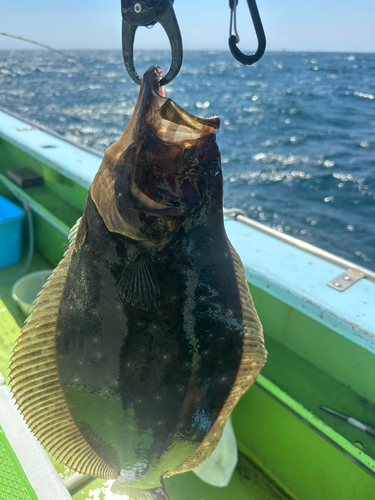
[327,268,365,292]
[228,0,266,66]
[121,0,183,86]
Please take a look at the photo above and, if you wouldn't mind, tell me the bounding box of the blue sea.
[0,50,374,270]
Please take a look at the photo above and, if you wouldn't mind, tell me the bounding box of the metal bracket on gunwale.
[327,268,365,292]
[223,208,374,290]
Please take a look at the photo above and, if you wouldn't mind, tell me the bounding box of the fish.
[9,65,266,500]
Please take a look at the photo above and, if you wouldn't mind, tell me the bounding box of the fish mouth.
[90,66,222,243]
[124,66,221,212]
[133,65,220,145]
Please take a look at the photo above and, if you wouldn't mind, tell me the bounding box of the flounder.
[9,66,267,500]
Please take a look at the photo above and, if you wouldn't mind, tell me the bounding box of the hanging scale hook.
[121,0,183,86]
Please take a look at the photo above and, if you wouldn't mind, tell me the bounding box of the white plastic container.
[12,269,53,316]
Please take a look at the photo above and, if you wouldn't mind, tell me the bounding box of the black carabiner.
[121,0,183,87]
[229,0,266,66]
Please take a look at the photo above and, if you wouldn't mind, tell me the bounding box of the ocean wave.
[224,168,312,185]
[353,91,375,100]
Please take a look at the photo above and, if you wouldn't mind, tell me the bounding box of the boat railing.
[0,105,103,158]
[224,208,375,287]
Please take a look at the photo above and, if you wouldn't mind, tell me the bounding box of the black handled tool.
[320,405,375,438]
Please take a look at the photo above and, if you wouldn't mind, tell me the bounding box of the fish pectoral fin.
[117,249,160,311]
[111,483,170,500]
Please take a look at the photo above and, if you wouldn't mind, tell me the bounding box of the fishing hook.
[229,0,266,65]
[121,0,183,86]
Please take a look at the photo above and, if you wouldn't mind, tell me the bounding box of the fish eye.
[183,146,200,167]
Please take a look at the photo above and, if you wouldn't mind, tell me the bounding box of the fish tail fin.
[111,482,170,500]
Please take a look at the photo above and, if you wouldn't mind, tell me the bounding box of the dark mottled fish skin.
[9,66,266,500]
[56,185,243,468]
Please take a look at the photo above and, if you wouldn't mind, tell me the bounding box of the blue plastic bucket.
[0,195,25,269]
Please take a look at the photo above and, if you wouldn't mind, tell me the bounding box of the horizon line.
[0,48,374,54]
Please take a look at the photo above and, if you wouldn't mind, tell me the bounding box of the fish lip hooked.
[130,67,182,213]
[126,65,222,216]
[143,65,163,96]
[133,65,163,143]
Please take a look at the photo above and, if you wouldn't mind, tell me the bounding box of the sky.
[1,0,375,53]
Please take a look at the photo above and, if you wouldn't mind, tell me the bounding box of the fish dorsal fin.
[9,225,120,480]
[165,238,266,476]
[117,248,160,311]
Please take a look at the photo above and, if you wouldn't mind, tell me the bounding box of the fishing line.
[0,31,137,140]
[0,32,89,70]
[0,32,135,97]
